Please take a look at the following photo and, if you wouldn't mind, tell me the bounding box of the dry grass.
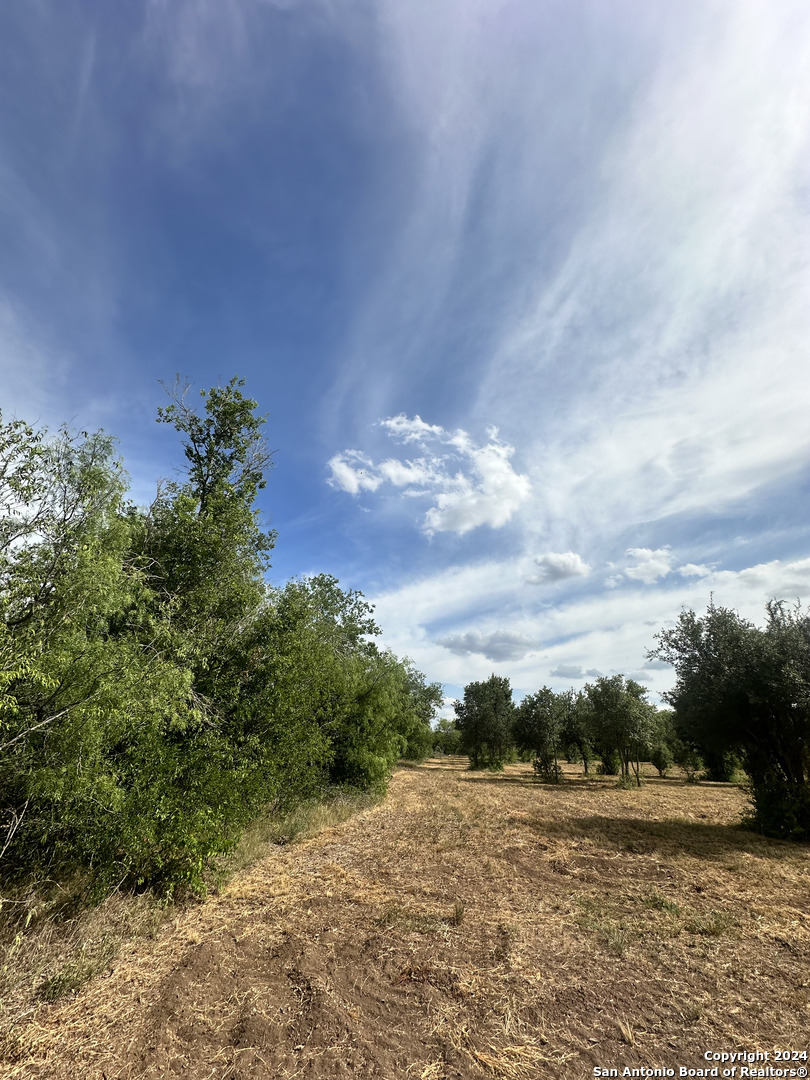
[0,788,377,1066]
[2,759,809,1079]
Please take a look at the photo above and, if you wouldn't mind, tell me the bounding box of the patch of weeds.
[684,909,737,937]
[377,903,403,929]
[35,938,117,1002]
[623,838,652,854]
[227,788,378,877]
[574,896,603,932]
[449,900,465,926]
[602,925,627,957]
[680,1002,704,1023]
[616,776,642,790]
[574,897,628,957]
[643,891,682,917]
[618,1017,635,1045]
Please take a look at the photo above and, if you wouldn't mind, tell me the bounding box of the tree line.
[0,378,441,896]
[441,602,810,840]
[441,674,668,785]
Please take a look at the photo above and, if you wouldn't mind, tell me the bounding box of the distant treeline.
[438,604,810,840]
[0,378,441,896]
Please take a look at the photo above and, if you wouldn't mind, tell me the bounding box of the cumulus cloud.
[326,450,382,495]
[624,548,674,585]
[529,551,591,584]
[678,562,713,578]
[436,629,535,662]
[379,414,447,444]
[328,416,530,535]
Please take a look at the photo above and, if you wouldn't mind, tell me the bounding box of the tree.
[0,419,202,889]
[513,687,562,782]
[650,601,810,837]
[396,660,444,761]
[584,675,656,786]
[433,717,462,755]
[648,709,676,777]
[558,689,594,774]
[0,383,442,896]
[156,375,274,515]
[454,675,514,769]
[145,376,275,638]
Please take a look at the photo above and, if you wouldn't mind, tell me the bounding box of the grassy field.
[2,759,809,1079]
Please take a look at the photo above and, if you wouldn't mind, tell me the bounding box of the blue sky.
[2,0,810,712]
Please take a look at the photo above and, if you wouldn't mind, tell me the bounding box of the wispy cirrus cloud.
[328,415,530,536]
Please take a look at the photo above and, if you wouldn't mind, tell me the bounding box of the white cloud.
[328,416,530,535]
[624,547,674,585]
[379,414,447,445]
[326,450,382,496]
[529,551,591,584]
[678,562,713,578]
[376,458,436,487]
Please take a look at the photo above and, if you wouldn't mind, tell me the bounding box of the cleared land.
[3,759,809,1079]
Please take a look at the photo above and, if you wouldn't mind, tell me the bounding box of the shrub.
[650,743,674,778]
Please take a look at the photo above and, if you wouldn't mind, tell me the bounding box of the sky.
[2,0,809,714]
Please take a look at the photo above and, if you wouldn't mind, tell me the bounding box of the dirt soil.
[5,759,810,1079]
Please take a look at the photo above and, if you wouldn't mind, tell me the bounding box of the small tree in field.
[585,675,656,786]
[558,688,594,774]
[454,675,514,769]
[513,687,562,782]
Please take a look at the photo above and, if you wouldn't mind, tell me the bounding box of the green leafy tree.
[396,660,444,761]
[433,717,462,756]
[454,675,515,769]
[648,710,676,777]
[0,420,202,888]
[558,689,594,774]
[650,601,810,836]
[514,687,562,782]
[1,383,442,896]
[146,376,275,646]
[584,675,656,786]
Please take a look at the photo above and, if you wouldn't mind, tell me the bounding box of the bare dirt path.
[6,760,810,1079]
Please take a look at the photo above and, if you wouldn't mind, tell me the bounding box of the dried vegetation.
[2,759,809,1079]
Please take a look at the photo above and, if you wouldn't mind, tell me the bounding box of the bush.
[650,744,674,778]
[674,744,704,783]
[702,749,741,783]
[650,601,810,838]
[747,780,810,840]
[597,750,621,776]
